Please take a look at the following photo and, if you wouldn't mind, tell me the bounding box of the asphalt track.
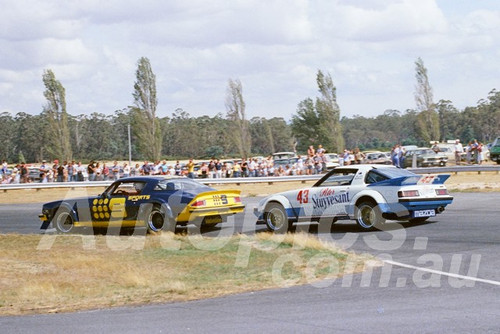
[1,192,499,333]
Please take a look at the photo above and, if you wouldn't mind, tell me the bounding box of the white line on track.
[384,259,500,287]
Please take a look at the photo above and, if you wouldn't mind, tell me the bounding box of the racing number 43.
[297,190,309,204]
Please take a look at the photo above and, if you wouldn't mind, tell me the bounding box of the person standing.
[476,141,483,165]
[111,161,121,180]
[187,159,195,179]
[354,148,365,164]
[141,161,151,175]
[75,162,84,181]
[215,159,223,178]
[122,163,130,178]
[307,145,315,158]
[391,145,400,167]
[174,161,182,176]
[343,149,352,166]
[454,139,464,165]
[87,161,96,181]
[20,162,28,183]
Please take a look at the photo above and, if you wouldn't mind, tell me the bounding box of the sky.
[1,0,499,121]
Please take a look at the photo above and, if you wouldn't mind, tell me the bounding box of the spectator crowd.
[0,141,490,184]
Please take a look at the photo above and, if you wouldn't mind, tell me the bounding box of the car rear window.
[375,167,416,179]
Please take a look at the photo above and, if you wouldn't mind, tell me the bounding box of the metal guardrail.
[0,165,498,191]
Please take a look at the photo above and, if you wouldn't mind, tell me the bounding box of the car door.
[88,181,146,225]
[292,169,356,221]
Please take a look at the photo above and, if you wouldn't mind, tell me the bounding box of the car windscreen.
[316,170,356,187]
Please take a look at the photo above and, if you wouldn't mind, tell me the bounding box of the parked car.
[272,152,297,160]
[489,137,500,164]
[39,176,245,234]
[254,164,453,232]
[364,152,392,165]
[402,148,448,168]
[273,158,299,169]
[28,167,42,182]
[324,153,340,170]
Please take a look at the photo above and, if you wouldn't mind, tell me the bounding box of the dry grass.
[0,233,373,315]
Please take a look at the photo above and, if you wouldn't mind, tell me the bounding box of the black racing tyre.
[408,217,429,224]
[53,207,75,234]
[355,201,385,231]
[146,205,176,233]
[264,203,290,233]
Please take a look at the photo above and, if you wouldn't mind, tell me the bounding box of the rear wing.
[368,174,451,187]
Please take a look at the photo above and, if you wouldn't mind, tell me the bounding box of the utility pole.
[128,123,132,168]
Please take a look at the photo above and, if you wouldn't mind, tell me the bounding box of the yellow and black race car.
[39,176,245,234]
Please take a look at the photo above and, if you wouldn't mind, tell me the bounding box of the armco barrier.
[0,165,499,191]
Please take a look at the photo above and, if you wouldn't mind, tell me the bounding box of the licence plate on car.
[413,209,436,218]
[204,216,222,224]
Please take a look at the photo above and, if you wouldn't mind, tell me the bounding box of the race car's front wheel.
[146,205,176,233]
[264,203,290,233]
[355,201,385,230]
[53,207,75,234]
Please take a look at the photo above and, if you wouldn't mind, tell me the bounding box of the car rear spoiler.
[369,174,451,187]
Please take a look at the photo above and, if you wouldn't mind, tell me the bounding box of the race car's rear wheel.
[54,207,75,234]
[146,205,176,233]
[355,200,385,231]
[264,203,290,233]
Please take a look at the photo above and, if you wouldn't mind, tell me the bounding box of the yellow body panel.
[176,189,245,222]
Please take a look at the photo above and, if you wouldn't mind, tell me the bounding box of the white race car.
[254,165,453,232]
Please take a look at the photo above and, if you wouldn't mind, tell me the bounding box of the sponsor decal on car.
[128,195,151,201]
[312,188,350,209]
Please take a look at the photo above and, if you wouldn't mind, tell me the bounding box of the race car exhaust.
[437,206,445,213]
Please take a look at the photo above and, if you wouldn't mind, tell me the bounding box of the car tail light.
[191,200,206,207]
[234,197,242,203]
[398,190,420,197]
[435,189,448,195]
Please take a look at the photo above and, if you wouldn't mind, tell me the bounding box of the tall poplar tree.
[42,69,72,161]
[225,78,251,158]
[131,57,162,161]
[316,70,344,152]
[414,57,440,143]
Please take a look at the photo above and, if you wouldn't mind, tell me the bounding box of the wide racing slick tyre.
[355,200,385,231]
[264,202,290,233]
[53,206,75,234]
[145,204,176,234]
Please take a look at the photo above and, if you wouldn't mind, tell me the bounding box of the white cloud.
[0,0,499,119]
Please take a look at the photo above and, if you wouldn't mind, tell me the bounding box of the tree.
[414,57,440,143]
[291,70,343,153]
[436,100,459,141]
[250,117,275,155]
[225,78,251,158]
[131,57,162,161]
[291,98,320,152]
[42,69,72,161]
[475,89,500,143]
[0,112,17,161]
[15,112,46,162]
[315,70,344,152]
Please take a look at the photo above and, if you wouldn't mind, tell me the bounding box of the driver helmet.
[134,182,145,193]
